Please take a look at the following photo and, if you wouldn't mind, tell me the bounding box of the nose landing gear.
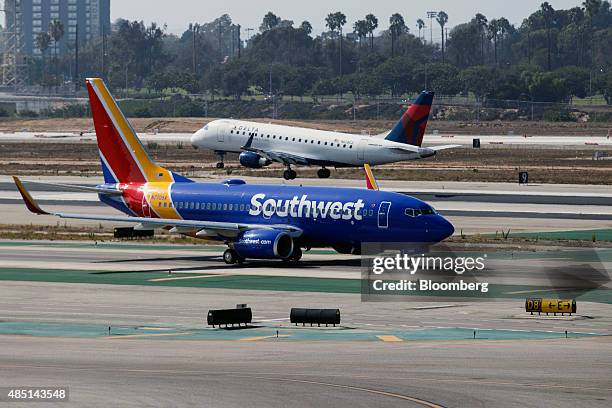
[215,152,225,169]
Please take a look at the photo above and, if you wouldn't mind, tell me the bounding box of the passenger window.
[230,130,233,134]
[325,142,328,145]
[206,203,211,210]
[222,203,227,210]
[163,202,168,208]
[240,204,245,211]
[195,202,199,209]
[212,203,217,210]
[229,203,233,210]
[190,202,195,209]
[318,141,321,144]
[369,209,374,216]
[292,138,295,141]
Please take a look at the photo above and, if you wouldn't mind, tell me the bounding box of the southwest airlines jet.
[13,78,454,264]
[191,92,458,180]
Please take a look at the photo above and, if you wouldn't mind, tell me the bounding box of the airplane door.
[217,129,224,143]
[357,138,368,161]
[377,201,391,229]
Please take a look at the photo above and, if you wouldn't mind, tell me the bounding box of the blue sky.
[113,0,584,38]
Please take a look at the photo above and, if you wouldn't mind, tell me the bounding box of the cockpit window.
[203,125,209,130]
[421,207,436,215]
[404,208,415,217]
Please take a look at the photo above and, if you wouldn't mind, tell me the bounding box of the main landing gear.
[223,248,243,264]
[283,166,297,180]
[317,167,331,179]
[215,152,225,169]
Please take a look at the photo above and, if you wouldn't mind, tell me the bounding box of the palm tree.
[540,2,555,70]
[389,13,405,58]
[436,11,448,63]
[326,12,346,75]
[299,21,312,35]
[35,31,51,86]
[474,13,488,64]
[49,20,64,91]
[487,19,500,66]
[365,14,378,51]
[353,20,369,48]
[497,17,511,65]
[416,18,425,42]
[583,0,601,69]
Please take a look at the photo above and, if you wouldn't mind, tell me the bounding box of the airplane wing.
[12,176,303,238]
[427,144,461,151]
[241,134,312,166]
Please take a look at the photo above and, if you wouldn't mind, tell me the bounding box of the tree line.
[25,1,612,104]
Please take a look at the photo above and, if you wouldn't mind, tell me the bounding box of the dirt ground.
[0,117,611,136]
[1,140,611,184]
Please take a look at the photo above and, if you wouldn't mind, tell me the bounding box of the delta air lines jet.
[12,78,454,264]
[191,92,459,179]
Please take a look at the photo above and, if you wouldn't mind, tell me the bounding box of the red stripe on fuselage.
[87,83,146,184]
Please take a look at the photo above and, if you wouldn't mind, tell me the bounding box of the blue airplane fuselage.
[100,179,455,249]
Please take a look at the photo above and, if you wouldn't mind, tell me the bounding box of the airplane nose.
[431,215,454,242]
[191,130,202,149]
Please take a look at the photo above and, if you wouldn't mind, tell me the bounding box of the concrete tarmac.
[0,279,610,407]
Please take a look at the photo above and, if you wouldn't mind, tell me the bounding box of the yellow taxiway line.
[239,334,291,341]
[377,335,403,342]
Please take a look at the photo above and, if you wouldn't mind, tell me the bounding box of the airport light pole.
[427,11,437,45]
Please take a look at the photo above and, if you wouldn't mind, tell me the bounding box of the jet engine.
[233,229,294,259]
[239,152,271,169]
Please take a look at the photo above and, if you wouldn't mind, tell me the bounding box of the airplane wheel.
[223,249,240,264]
[283,169,297,180]
[290,247,302,261]
[317,168,330,178]
[216,162,225,169]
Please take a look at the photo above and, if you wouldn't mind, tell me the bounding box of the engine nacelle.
[233,229,294,259]
[239,151,271,169]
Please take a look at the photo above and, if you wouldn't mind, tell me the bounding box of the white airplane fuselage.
[191,119,435,168]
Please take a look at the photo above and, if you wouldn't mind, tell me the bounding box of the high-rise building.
[8,0,111,56]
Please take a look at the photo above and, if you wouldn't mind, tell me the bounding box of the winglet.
[364,164,379,191]
[12,176,49,215]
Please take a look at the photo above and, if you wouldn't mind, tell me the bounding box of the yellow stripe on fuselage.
[143,182,182,219]
[89,78,173,183]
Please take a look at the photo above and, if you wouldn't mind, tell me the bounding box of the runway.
[2,130,612,147]
[2,175,612,234]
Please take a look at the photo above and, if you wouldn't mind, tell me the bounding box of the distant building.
[8,0,111,56]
